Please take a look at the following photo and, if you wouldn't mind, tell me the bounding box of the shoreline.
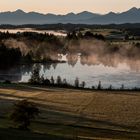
[0,82,140,92]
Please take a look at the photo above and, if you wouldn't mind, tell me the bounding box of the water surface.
[0,55,139,89]
[0,28,66,36]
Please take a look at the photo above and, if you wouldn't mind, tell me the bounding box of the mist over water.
[3,38,140,72]
[65,39,140,72]
[0,29,66,36]
[0,30,140,89]
[20,57,140,89]
[0,53,139,89]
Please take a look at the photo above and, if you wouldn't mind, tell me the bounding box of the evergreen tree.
[29,65,41,84]
[75,77,79,88]
[57,76,62,85]
[50,76,55,84]
[97,81,102,90]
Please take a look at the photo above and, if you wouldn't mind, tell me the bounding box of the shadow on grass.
[0,127,72,140]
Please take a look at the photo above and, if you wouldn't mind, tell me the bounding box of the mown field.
[0,84,140,140]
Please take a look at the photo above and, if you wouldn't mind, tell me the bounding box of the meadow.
[0,84,140,139]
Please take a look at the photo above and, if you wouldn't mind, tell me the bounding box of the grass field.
[0,84,140,139]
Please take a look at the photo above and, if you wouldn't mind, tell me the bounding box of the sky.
[0,0,140,14]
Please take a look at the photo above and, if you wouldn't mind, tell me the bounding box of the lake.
[0,28,66,36]
[0,54,140,89]
[0,29,139,89]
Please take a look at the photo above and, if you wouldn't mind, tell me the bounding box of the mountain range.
[0,7,140,25]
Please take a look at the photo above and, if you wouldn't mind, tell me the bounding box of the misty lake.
[0,54,140,89]
[0,28,66,36]
[0,28,140,89]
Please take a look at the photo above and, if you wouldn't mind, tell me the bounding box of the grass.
[0,127,72,140]
[0,84,140,139]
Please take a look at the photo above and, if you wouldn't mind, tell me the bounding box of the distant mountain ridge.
[0,7,140,25]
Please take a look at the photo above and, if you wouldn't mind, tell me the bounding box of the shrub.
[10,100,39,130]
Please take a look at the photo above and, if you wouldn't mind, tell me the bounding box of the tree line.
[29,65,86,89]
[66,31,105,40]
[28,65,140,91]
[0,43,21,68]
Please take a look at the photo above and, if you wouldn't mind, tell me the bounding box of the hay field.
[0,84,140,139]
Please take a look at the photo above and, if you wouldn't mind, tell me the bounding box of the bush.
[10,100,39,130]
[3,80,11,84]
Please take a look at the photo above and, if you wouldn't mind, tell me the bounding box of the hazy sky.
[0,0,140,14]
